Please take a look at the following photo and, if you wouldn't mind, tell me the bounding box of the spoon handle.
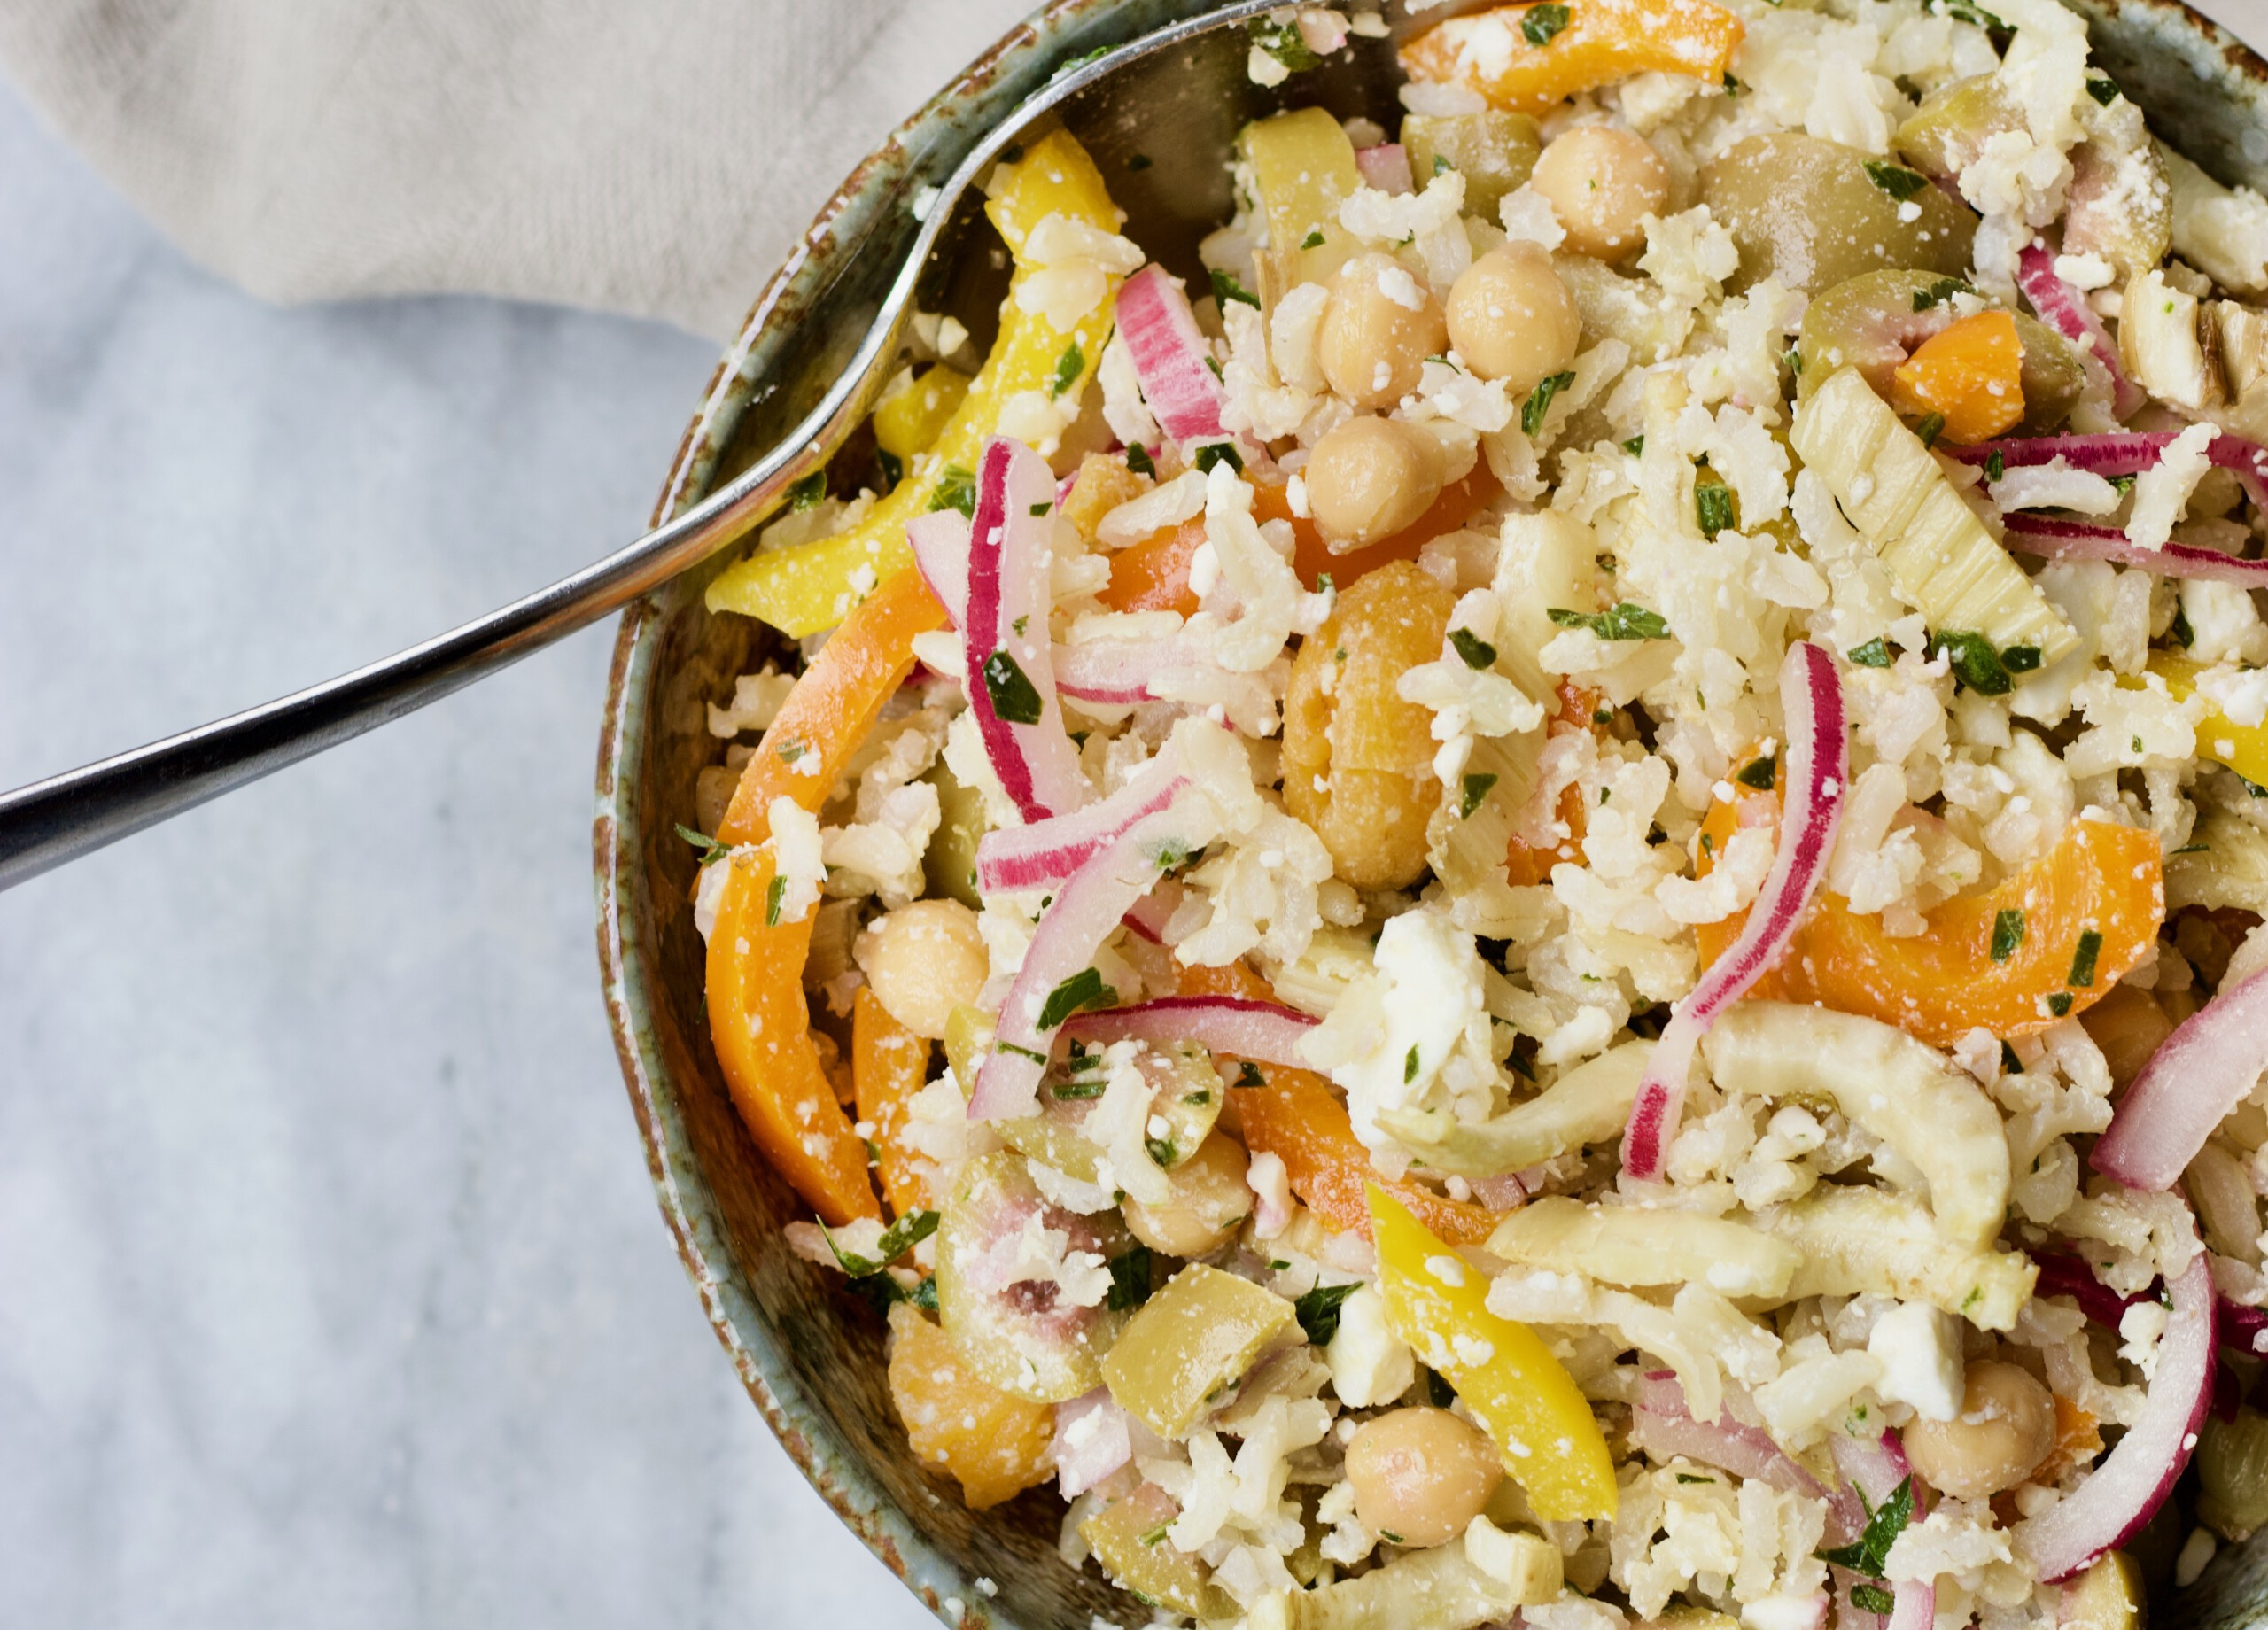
[0,444,808,893]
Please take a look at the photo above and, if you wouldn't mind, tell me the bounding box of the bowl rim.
[594,1,2268,1626]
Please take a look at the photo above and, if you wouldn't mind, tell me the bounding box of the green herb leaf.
[1911,276,1973,313]
[1052,342,1085,397]
[765,873,788,927]
[675,823,733,867]
[1449,627,1498,670]
[929,463,977,516]
[1124,443,1156,477]
[1675,1473,1717,1486]
[2069,929,2103,989]
[1622,435,1646,456]
[787,470,828,510]
[1052,1077,1107,1100]
[1249,18,1324,71]
[1101,1246,1153,1312]
[1037,967,1118,1032]
[1930,629,2016,695]
[1029,501,1052,517]
[1784,345,1805,376]
[1295,1280,1360,1346]
[1848,637,1893,668]
[1851,1585,1898,1616]
[1935,0,2009,27]
[1864,160,1929,200]
[1139,1521,1172,1547]
[2047,991,2074,1018]
[1403,1045,1421,1084]
[1145,1136,1178,1168]
[908,1275,939,1312]
[1548,602,1674,641]
[822,1208,941,1278]
[1433,152,1456,175]
[1237,1060,1266,1089]
[877,447,904,488]
[982,650,1045,725]
[1697,478,1737,539]
[1915,411,1946,448]
[1991,908,2026,963]
[1461,772,1499,819]
[2171,605,2195,648]
[1522,369,1577,436]
[1521,3,1573,47]
[2087,74,2121,105]
[1211,268,1262,309]
[1195,441,1245,476]
[1818,1476,1915,1580]
[1736,755,1778,791]
[1985,449,2005,482]
[1301,229,1327,250]
[2001,645,2042,674]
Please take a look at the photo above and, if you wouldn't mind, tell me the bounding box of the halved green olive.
[1893,74,2018,180]
[1402,112,1542,222]
[1703,132,1976,294]
[1797,268,2087,434]
[1138,1044,1226,1172]
[935,1150,1133,1402]
[946,1005,1107,1182]
[1081,1483,1239,1619]
[920,759,985,910]
[1099,1262,1298,1438]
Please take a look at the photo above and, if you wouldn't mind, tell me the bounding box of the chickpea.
[1530,126,1671,263]
[2079,984,2174,1091]
[1903,1361,2058,1501]
[1445,243,1583,394]
[1317,252,1450,410]
[1122,1132,1251,1258]
[1304,417,1446,547]
[854,899,988,1040]
[1344,1406,1504,1548]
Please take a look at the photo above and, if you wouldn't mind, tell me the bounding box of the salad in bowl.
[668,2,2268,1626]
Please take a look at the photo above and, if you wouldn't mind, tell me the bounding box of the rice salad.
[680,4,2268,1626]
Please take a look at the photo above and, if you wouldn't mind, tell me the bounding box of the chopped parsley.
[2070,929,2104,989]
[2171,604,2195,648]
[786,469,828,510]
[1145,1136,1178,1168]
[1051,341,1084,396]
[1697,477,1737,539]
[981,649,1045,725]
[928,463,977,516]
[1930,628,2023,695]
[1621,435,1645,456]
[1675,1473,1717,1486]
[2046,991,2074,1018]
[1139,1522,1172,1548]
[821,1208,939,1277]
[1449,627,1498,670]
[1991,908,2026,963]
[2002,645,2042,673]
[1433,152,1456,175]
[1736,754,1779,791]
[1052,1077,1107,1100]
[1249,18,1324,72]
[1549,602,1673,641]
[2087,74,2122,106]
[1851,1586,1898,1616]
[765,873,787,927]
[674,823,733,867]
[1911,276,1972,313]
[1037,966,1118,1031]
[1237,1061,1266,1089]
[1985,449,2006,482]
[1461,772,1499,819]
[1522,369,1577,436]
[1301,229,1327,250]
[1029,501,1052,516]
[1195,441,1245,476]
[1210,268,1262,309]
[1847,637,1893,668]
[1818,1476,1915,1580]
[1294,1280,1360,1346]
[1124,442,1156,477]
[1107,1246,1155,1312]
[1521,3,1573,46]
[1863,160,1930,200]
[1784,345,1805,375]
[1403,1045,1421,1084]
[1915,411,1946,448]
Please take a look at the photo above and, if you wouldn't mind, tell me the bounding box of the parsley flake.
[1449,627,1498,670]
[1911,276,1973,313]
[982,649,1044,725]
[1461,772,1499,819]
[1864,160,1929,200]
[1301,229,1327,250]
[765,873,787,927]
[1403,1045,1421,1084]
[1991,908,2026,963]
[1195,442,1244,476]
[786,470,828,510]
[1736,754,1778,791]
[1521,3,1573,47]
[1051,341,1084,396]
[2070,929,2103,988]
[1548,602,1673,641]
[1818,1476,1915,1580]
[1210,268,1261,309]
[1037,967,1118,1031]
[1124,443,1155,477]
[1294,1280,1359,1346]
[1522,369,1576,436]
[1848,637,1893,668]
[928,464,976,517]
[674,824,733,867]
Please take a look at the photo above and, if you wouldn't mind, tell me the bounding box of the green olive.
[2065,137,2172,284]
[1402,112,1542,223]
[2058,1553,2143,1630]
[2199,1407,2268,1541]
[1081,1484,1239,1619]
[1702,133,1976,295]
[1099,1262,1298,1438]
[1893,74,2019,179]
[1797,268,2087,434]
[920,758,985,909]
[946,1004,1106,1182]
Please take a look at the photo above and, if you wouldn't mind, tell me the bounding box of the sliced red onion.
[1064,995,1318,1069]
[969,795,1201,1122]
[2017,244,2145,420]
[2015,1238,2216,1580]
[1053,1387,1133,1497]
[1120,883,1181,945]
[1468,1171,1527,1210]
[1623,643,1847,1182]
[2035,1251,2154,1328]
[1950,429,2268,508]
[1999,511,2268,585]
[964,437,1091,824]
[1355,143,1414,195]
[2095,966,2268,1191]
[2222,1300,2268,1357]
[1115,265,1225,446]
[1052,636,1199,707]
[1632,1371,1860,1533]
[905,508,970,624]
[976,758,1192,895]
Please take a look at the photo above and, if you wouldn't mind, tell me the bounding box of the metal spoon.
[0,0,1418,891]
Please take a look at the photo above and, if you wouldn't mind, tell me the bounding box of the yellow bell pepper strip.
[1401,0,1745,119]
[2149,652,2268,787]
[872,366,971,463]
[1369,1186,1617,1522]
[704,567,947,1225]
[853,985,935,1216]
[705,128,1125,638]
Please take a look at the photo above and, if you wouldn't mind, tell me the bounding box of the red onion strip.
[964,437,1091,824]
[905,509,970,624]
[2015,1238,2216,1580]
[1115,265,1227,446]
[1064,995,1318,1069]
[2034,1252,2154,1329]
[1622,643,1847,1181]
[1052,637,1200,707]
[1951,429,2268,508]
[976,765,1190,895]
[1631,1371,1860,1531]
[1829,1429,1934,1630]
[2222,1300,2268,1358]
[1355,143,1414,195]
[968,796,1198,1122]
[2000,512,2268,584]
[2016,244,2145,420]
[2095,966,2268,1191]
[1052,1387,1133,1497]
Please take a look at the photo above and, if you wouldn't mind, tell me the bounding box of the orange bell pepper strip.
[1099,468,1499,615]
[1891,309,2025,445]
[1694,761,2163,1046]
[705,567,948,1224]
[1238,1067,1499,1246]
[853,986,935,1217]
[1402,0,1744,118]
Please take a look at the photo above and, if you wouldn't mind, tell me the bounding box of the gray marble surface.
[0,80,932,1630]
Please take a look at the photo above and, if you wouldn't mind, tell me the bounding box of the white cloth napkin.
[0,0,1034,341]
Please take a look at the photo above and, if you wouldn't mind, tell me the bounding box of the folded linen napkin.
[0,0,1032,341]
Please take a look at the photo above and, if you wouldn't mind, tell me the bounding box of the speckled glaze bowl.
[594,4,2268,1627]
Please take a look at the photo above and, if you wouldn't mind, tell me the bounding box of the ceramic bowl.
[594,4,2268,1627]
